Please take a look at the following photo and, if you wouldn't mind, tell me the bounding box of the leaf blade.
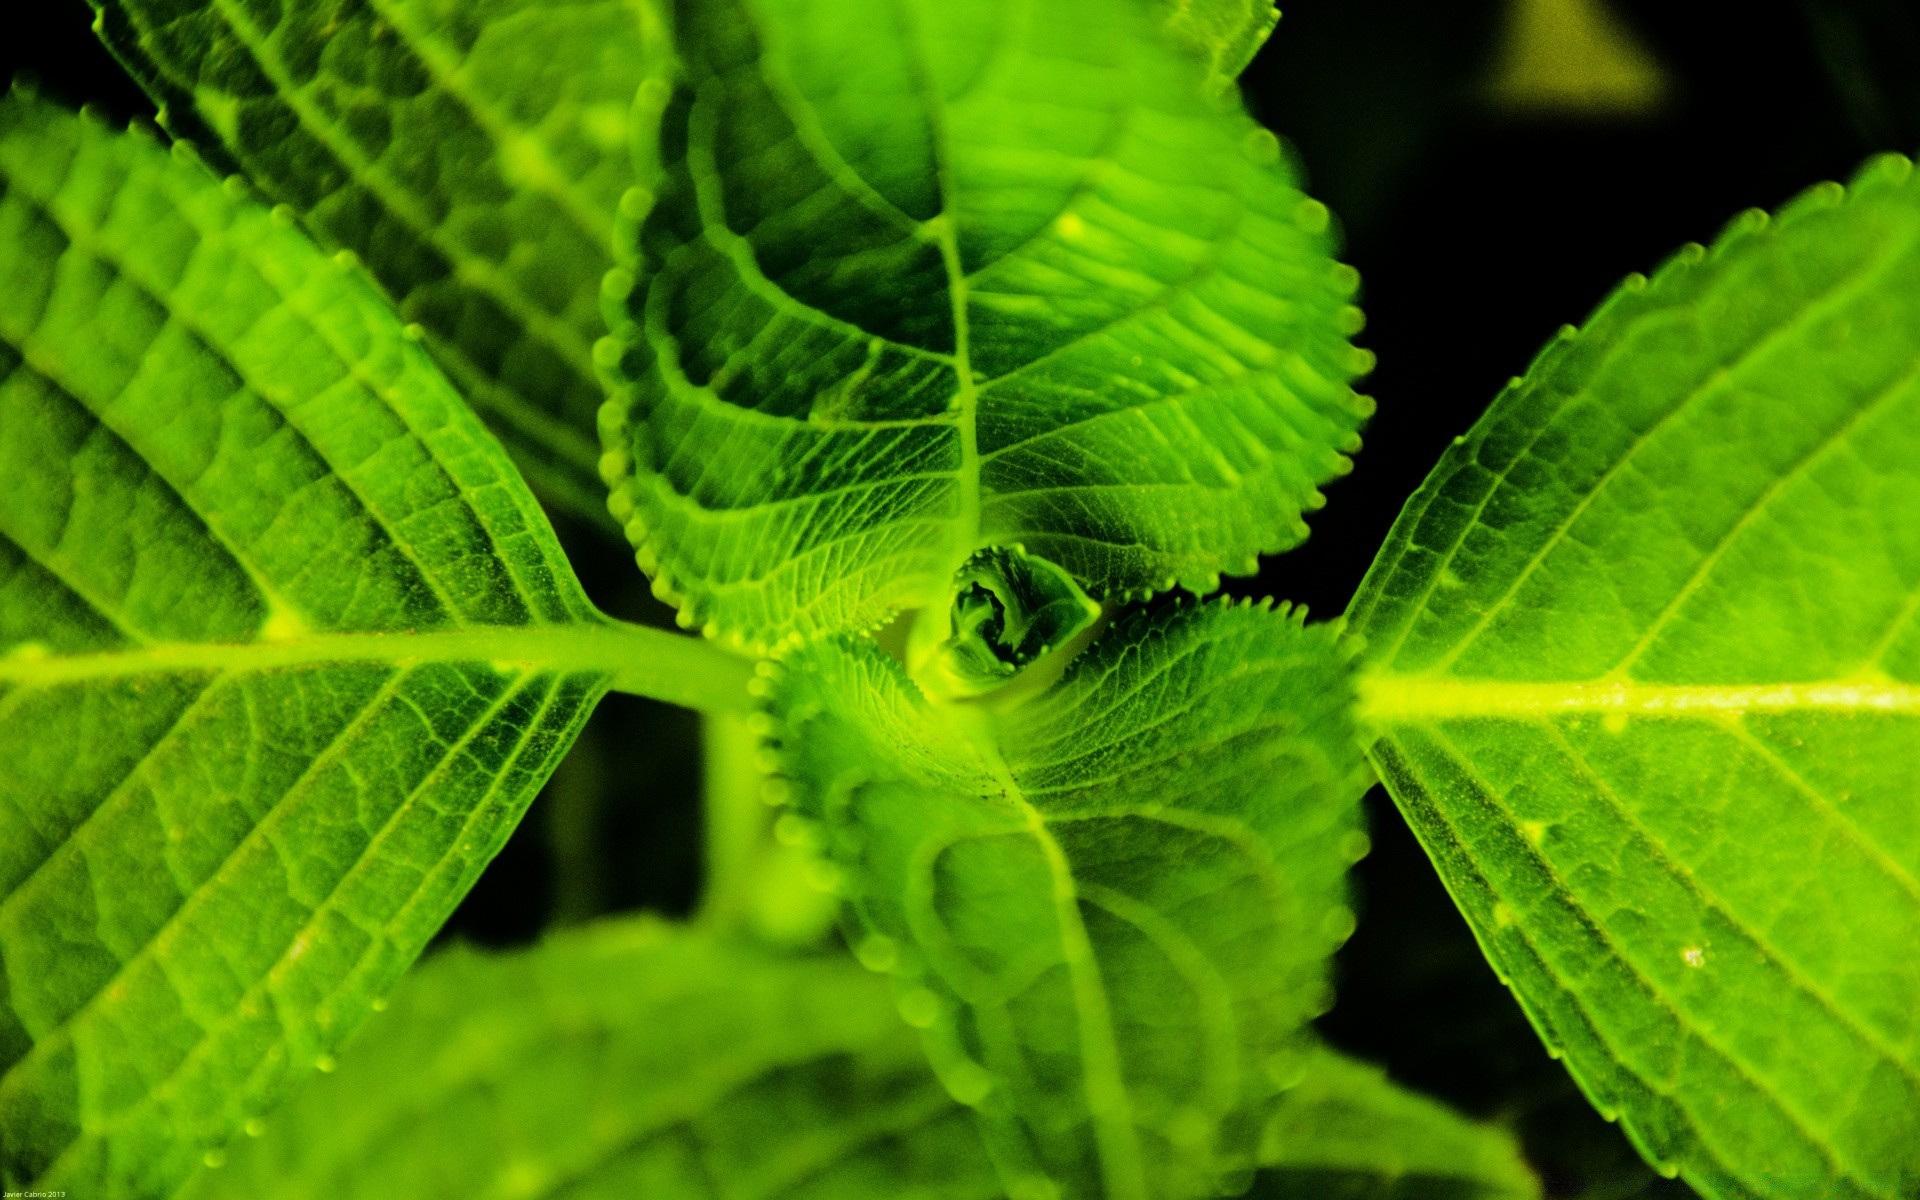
[175,919,1006,1200]
[0,93,662,1192]
[769,600,1371,1199]
[603,0,1371,650]
[1350,155,1920,1199]
[88,0,672,527]
[1254,1047,1540,1199]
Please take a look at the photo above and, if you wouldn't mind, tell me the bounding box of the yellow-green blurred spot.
[1489,0,1668,118]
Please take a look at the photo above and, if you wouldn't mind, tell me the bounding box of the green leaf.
[767,600,1371,1200]
[908,545,1103,701]
[0,92,744,1195]
[1349,155,1920,1199]
[88,0,674,528]
[1159,0,1282,85]
[175,918,1005,1199]
[602,0,1373,651]
[1252,1048,1540,1199]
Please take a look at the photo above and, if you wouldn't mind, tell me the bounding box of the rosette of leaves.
[9,0,1920,1198]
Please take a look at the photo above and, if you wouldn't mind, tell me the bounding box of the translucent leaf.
[1159,0,1282,85]
[767,600,1371,1199]
[0,92,742,1195]
[1253,1048,1540,1199]
[88,0,674,528]
[602,0,1373,651]
[1351,155,1920,1199]
[175,919,1005,1200]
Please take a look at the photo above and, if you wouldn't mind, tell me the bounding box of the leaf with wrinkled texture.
[175,919,1005,1200]
[1351,154,1920,1200]
[0,92,741,1196]
[88,0,673,527]
[602,0,1372,651]
[768,600,1370,1200]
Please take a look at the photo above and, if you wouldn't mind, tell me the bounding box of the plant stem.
[697,710,769,929]
[597,620,760,713]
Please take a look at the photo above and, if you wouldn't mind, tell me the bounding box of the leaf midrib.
[682,0,1262,579]
[0,623,754,712]
[968,719,1151,1200]
[889,0,983,577]
[1358,674,1920,721]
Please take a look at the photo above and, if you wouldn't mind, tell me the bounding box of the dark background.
[8,2,1918,1195]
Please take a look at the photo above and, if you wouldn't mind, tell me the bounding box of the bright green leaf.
[768,600,1371,1200]
[907,545,1103,701]
[1159,0,1282,86]
[602,0,1373,651]
[1350,155,1920,1199]
[1252,1047,1540,1199]
[174,918,1005,1200]
[88,0,673,528]
[0,92,744,1196]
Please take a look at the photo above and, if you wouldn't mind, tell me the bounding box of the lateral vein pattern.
[602,0,1371,650]
[90,0,671,525]
[768,600,1369,1200]
[0,96,609,1194]
[1350,155,1920,1200]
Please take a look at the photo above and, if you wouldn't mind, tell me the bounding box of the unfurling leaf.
[89,0,674,527]
[0,92,739,1195]
[1352,155,1920,1199]
[908,545,1103,701]
[768,599,1371,1200]
[175,919,1005,1200]
[602,0,1373,651]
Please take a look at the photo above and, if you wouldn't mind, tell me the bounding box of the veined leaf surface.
[89,0,672,526]
[603,0,1372,650]
[0,93,743,1195]
[1159,0,1282,85]
[768,601,1370,1200]
[176,919,1005,1200]
[1253,1047,1539,1199]
[1351,156,1920,1198]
